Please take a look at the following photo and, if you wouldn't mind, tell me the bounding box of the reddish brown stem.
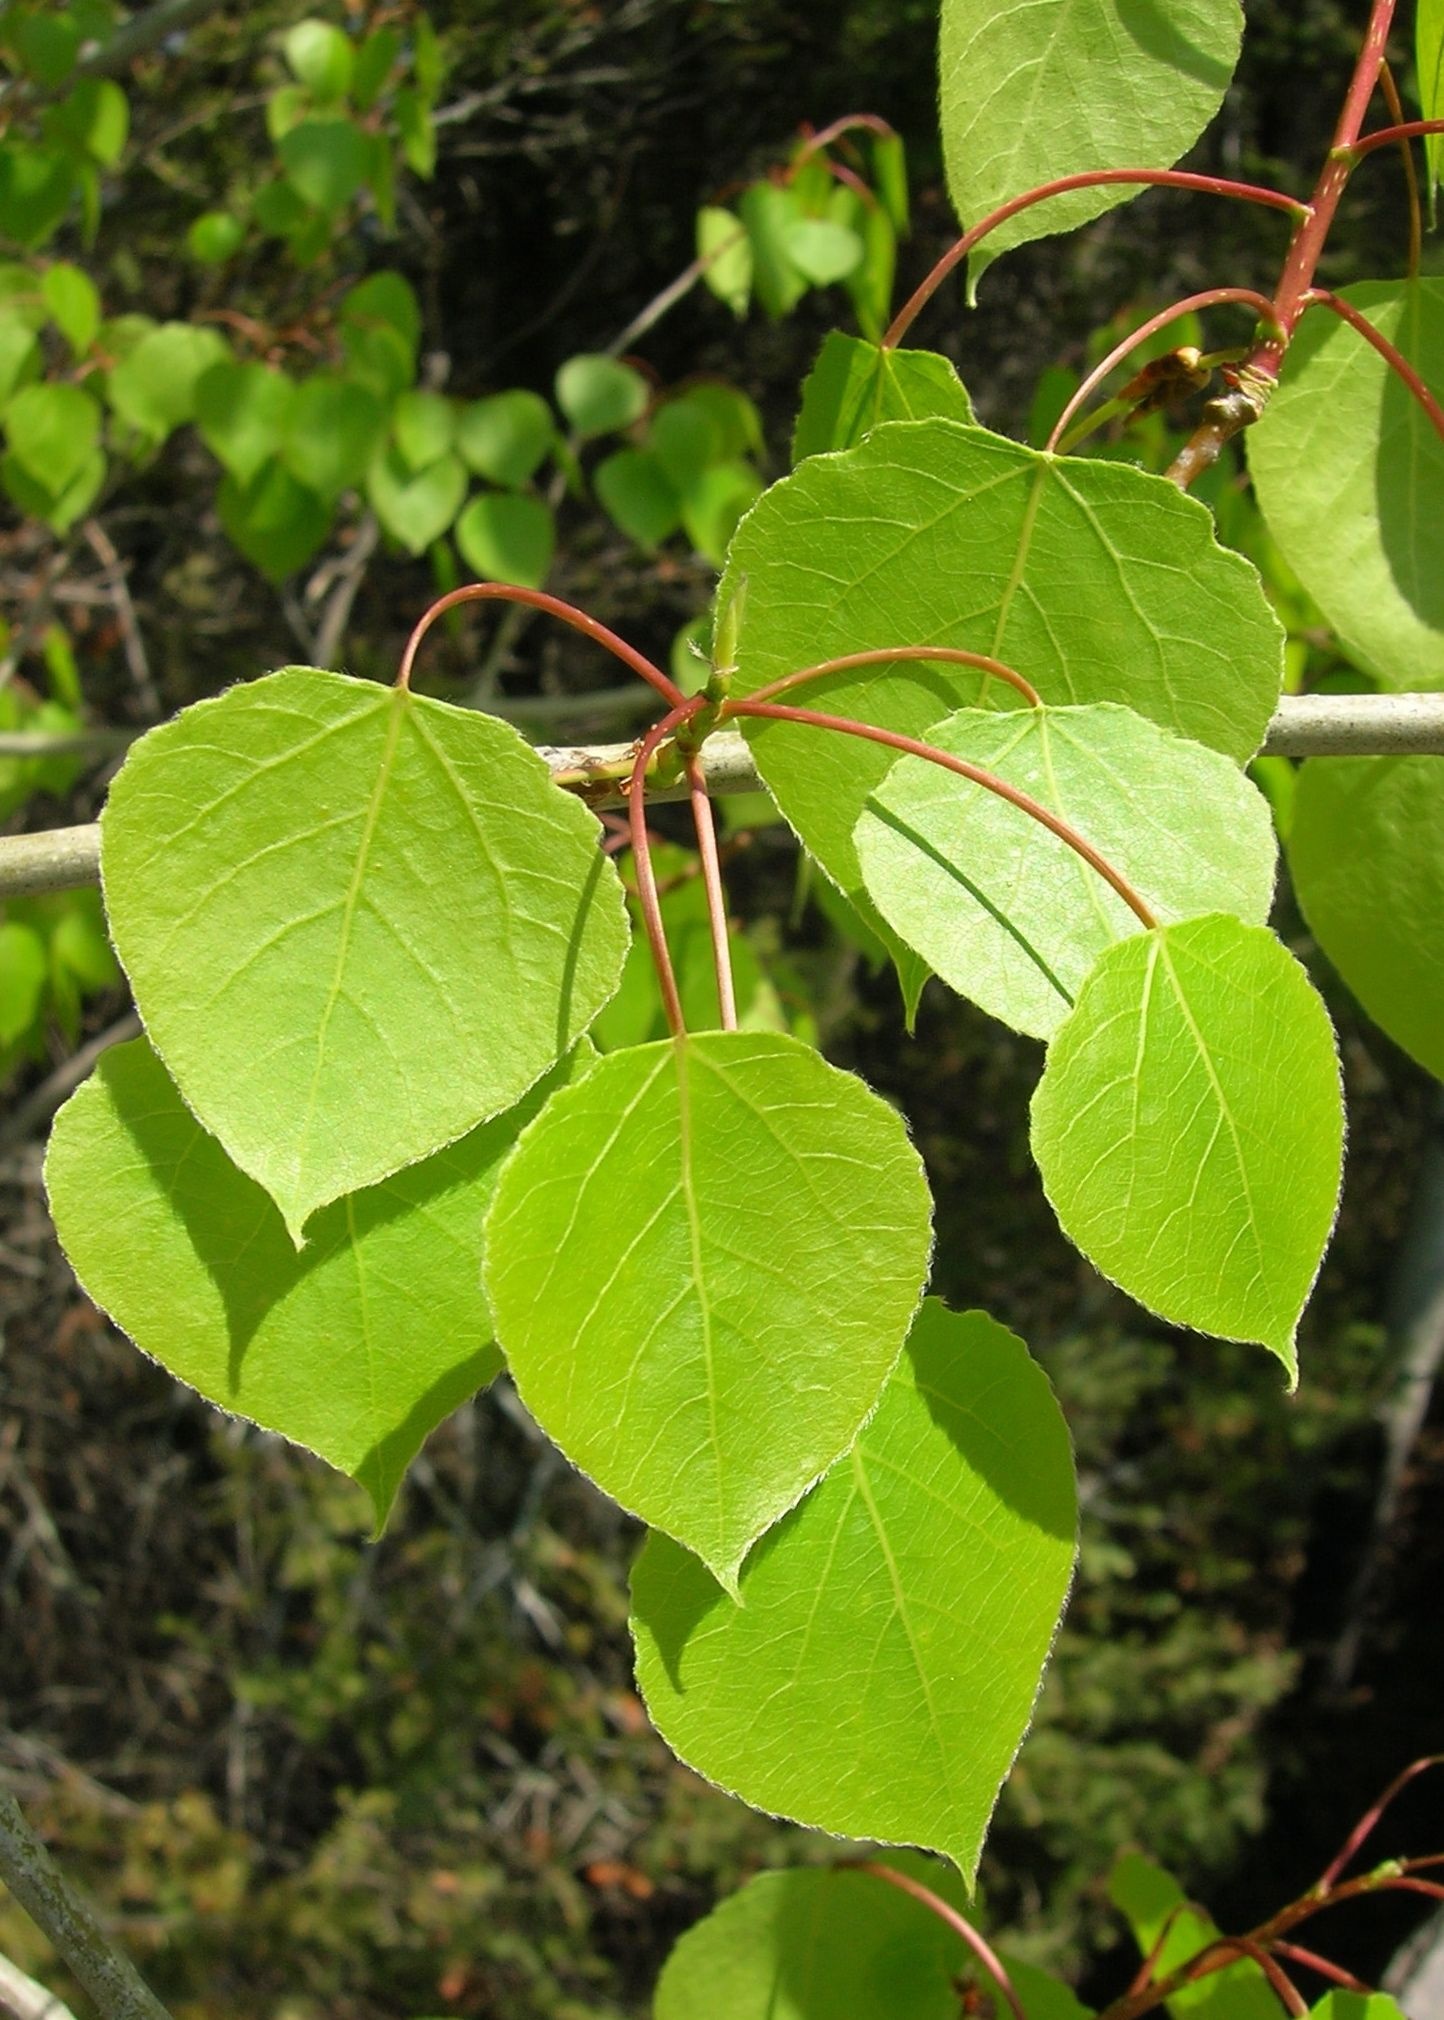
[1302,290,1444,446]
[790,111,896,174]
[1348,118,1444,156]
[744,645,1041,711]
[685,752,737,1031]
[397,583,686,708]
[728,700,1159,928]
[1318,1755,1444,1895]
[883,170,1305,350]
[1270,1942,1370,1993]
[825,156,881,209]
[1381,1877,1444,1903]
[858,1862,1029,2020]
[1374,62,1422,275]
[627,704,701,1037]
[1185,1939,1307,2018]
[1047,287,1282,454]
[1126,1904,1188,1997]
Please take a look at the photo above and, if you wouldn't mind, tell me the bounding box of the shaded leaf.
[739,182,809,318]
[107,321,230,440]
[792,332,974,462]
[100,666,630,1239]
[1421,0,1444,215]
[1248,280,1444,689]
[783,216,864,285]
[1030,916,1343,1376]
[217,461,330,580]
[555,354,648,438]
[456,390,553,487]
[195,361,295,485]
[594,447,682,548]
[393,388,455,471]
[283,374,385,498]
[4,381,100,492]
[187,210,246,264]
[631,1302,1077,1872]
[453,490,555,588]
[697,204,752,317]
[855,702,1277,1039]
[42,262,99,353]
[279,117,370,213]
[1288,755,1444,1081]
[1109,1856,1277,2020]
[368,445,467,553]
[484,1032,933,1589]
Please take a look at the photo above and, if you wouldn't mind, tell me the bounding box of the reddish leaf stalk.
[744,645,1041,711]
[1373,62,1422,275]
[627,703,702,1037]
[727,700,1160,928]
[824,156,881,209]
[1302,290,1444,446]
[1270,1942,1371,1992]
[685,752,738,1031]
[1347,118,1444,156]
[882,170,1305,350]
[789,111,897,173]
[858,1862,1029,2020]
[1125,1903,1188,1997]
[1046,287,1283,455]
[396,583,686,708]
[1184,1938,1307,2018]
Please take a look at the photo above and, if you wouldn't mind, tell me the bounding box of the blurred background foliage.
[0,2,1441,2016]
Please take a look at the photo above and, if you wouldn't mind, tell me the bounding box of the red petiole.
[743,645,1040,711]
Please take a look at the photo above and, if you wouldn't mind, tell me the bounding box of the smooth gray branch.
[5,693,1444,900]
[0,1792,172,2020]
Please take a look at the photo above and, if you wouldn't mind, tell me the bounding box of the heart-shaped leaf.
[631,1301,1077,1875]
[368,444,467,553]
[45,1037,589,1528]
[4,381,100,492]
[1030,916,1344,1377]
[217,461,331,580]
[792,332,974,462]
[456,390,553,488]
[484,1031,933,1590]
[196,362,296,486]
[855,702,1277,1039]
[453,490,555,588]
[100,667,630,1241]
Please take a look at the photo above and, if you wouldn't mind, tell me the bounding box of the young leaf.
[630,1301,1077,1874]
[655,1859,991,2020]
[739,182,809,319]
[792,331,974,462]
[483,1031,933,1591]
[392,388,455,471]
[1030,916,1344,1377]
[282,374,386,498]
[1,442,105,533]
[1108,1856,1277,2020]
[697,204,752,318]
[680,460,762,567]
[1248,280,1444,689]
[3,381,100,493]
[279,117,370,213]
[855,703,1277,1040]
[284,19,354,102]
[217,462,330,580]
[593,446,681,548]
[1288,756,1444,1082]
[939,0,1242,294]
[100,667,630,1242]
[783,216,864,286]
[554,354,648,438]
[41,262,99,354]
[186,210,246,264]
[456,390,553,487]
[196,362,296,486]
[367,444,467,553]
[453,491,554,588]
[724,420,1283,974]
[0,919,47,1045]
[45,1038,588,1530]
[1420,0,1443,214]
[107,321,230,440]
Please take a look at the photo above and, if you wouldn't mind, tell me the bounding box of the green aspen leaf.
[1248,280,1444,689]
[353,25,401,109]
[484,1032,933,1590]
[186,210,246,265]
[0,919,47,1045]
[649,399,719,490]
[413,14,446,100]
[783,216,864,286]
[217,462,330,580]
[456,390,553,487]
[282,374,385,498]
[856,703,1277,1040]
[872,132,909,234]
[0,145,75,250]
[279,118,369,213]
[453,491,555,588]
[393,388,455,471]
[266,84,309,144]
[45,1038,587,1530]
[846,200,897,342]
[792,332,974,462]
[681,460,762,567]
[655,1859,985,2020]
[1030,916,1344,1376]
[16,12,82,87]
[367,445,467,553]
[254,177,309,239]
[1,442,104,533]
[687,381,763,458]
[107,322,230,440]
[284,20,354,102]
[1420,0,1443,213]
[196,362,296,486]
[739,181,809,319]
[42,262,99,353]
[939,0,1241,295]
[594,447,682,549]
[0,318,40,408]
[724,420,1282,976]
[697,205,752,318]
[1109,1857,1276,2020]
[555,353,649,438]
[631,1301,1077,1871]
[3,381,100,492]
[1311,1999,1407,2020]
[394,87,437,178]
[1288,756,1444,1081]
[341,267,420,350]
[100,666,629,1240]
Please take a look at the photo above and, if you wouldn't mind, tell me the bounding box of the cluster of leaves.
[0,2,128,249]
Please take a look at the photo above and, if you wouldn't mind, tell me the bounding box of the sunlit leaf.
[1030,916,1343,1375]
[282,374,386,498]
[107,321,230,441]
[792,333,974,462]
[100,667,630,1240]
[453,491,554,588]
[456,390,553,487]
[217,461,330,580]
[631,1302,1077,1872]
[3,382,100,492]
[484,1032,933,1589]
[697,205,752,317]
[555,354,649,438]
[1109,1857,1277,2020]
[368,445,467,553]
